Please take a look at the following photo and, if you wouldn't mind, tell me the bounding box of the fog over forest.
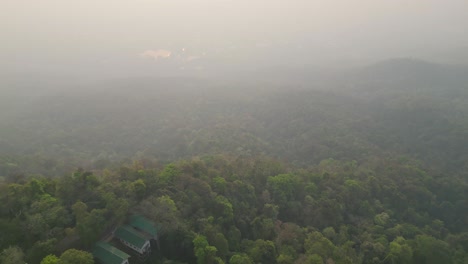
[1,1,468,264]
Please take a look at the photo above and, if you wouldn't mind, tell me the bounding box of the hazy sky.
[2,0,468,75]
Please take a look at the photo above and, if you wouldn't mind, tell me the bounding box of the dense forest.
[1,59,468,263]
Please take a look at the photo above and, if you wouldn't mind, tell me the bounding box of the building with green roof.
[114,225,151,255]
[93,242,130,264]
[129,215,159,239]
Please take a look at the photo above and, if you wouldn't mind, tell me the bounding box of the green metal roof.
[93,242,129,264]
[114,225,148,248]
[130,215,158,237]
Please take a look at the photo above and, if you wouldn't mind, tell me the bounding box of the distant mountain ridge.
[360,58,444,78]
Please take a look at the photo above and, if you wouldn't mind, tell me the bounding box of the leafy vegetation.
[0,59,467,263]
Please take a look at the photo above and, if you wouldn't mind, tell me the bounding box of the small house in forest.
[93,242,130,264]
[129,215,159,240]
[114,225,151,255]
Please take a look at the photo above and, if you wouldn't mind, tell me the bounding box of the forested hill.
[1,156,467,263]
[1,59,467,175]
[0,59,467,263]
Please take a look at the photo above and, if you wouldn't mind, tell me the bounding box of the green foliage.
[214,195,234,223]
[277,253,295,264]
[212,176,227,194]
[27,239,57,264]
[374,212,391,227]
[384,237,412,264]
[0,155,467,263]
[322,227,336,241]
[40,255,59,264]
[304,231,336,260]
[58,249,94,264]
[131,179,146,200]
[248,239,277,264]
[0,219,23,249]
[413,235,453,264]
[160,164,180,185]
[138,195,181,231]
[0,156,468,264]
[307,254,323,264]
[229,253,252,264]
[1,61,468,264]
[0,246,26,264]
[211,233,229,259]
[267,174,300,206]
[193,235,220,264]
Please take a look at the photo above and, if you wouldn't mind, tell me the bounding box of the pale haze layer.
[2,0,468,77]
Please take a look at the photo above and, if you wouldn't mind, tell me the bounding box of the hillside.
[0,59,467,263]
[1,60,467,175]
